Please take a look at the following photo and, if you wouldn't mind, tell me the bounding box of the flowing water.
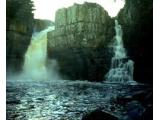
[7,79,149,120]
[6,20,150,120]
[105,20,135,83]
[23,26,55,80]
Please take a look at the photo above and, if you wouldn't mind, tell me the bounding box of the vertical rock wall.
[118,0,153,83]
[6,0,34,72]
[48,2,114,81]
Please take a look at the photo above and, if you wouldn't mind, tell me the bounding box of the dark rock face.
[118,0,153,83]
[82,109,118,120]
[48,2,114,81]
[126,101,145,120]
[6,0,34,72]
[34,19,54,32]
[113,84,153,120]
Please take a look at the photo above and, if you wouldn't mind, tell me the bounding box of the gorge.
[6,0,153,120]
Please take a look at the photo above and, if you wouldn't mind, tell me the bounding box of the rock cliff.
[118,0,153,83]
[6,0,34,72]
[48,2,114,81]
[34,19,54,32]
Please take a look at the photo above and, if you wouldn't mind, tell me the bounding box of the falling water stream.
[105,20,135,83]
[23,26,55,80]
[6,20,147,120]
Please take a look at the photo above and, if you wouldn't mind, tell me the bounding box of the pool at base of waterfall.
[6,79,152,120]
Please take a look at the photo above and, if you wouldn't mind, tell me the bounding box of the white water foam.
[105,20,136,84]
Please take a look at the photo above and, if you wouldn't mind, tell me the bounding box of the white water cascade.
[23,26,55,80]
[105,20,135,83]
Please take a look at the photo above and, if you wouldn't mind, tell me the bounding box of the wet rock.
[115,95,133,106]
[141,106,153,120]
[126,101,145,120]
[34,19,54,32]
[82,109,118,120]
[118,0,153,84]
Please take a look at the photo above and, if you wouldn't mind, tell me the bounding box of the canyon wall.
[48,2,114,81]
[118,0,153,83]
[6,0,34,72]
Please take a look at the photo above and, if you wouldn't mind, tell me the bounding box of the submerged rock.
[48,2,114,81]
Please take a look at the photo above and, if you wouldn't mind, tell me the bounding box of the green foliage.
[7,0,34,25]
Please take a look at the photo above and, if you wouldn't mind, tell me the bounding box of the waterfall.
[23,26,55,80]
[105,20,135,84]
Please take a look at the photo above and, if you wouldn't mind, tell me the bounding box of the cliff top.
[55,2,108,17]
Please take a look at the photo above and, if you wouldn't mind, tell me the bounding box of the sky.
[32,0,125,21]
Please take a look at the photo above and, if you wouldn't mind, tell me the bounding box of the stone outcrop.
[47,2,114,81]
[34,19,54,32]
[48,2,113,48]
[6,0,34,72]
[118,0,153,83]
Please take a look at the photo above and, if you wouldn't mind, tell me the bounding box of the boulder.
[82,109,118,120]
[126,101,145,120]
